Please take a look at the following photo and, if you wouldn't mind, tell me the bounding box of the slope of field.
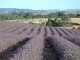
[0,21,80,60]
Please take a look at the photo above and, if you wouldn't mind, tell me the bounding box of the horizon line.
[0,8,80,10]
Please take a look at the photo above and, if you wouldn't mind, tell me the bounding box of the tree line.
[46,16,71,27]
[0,11,80,20]
[46,13,80,27]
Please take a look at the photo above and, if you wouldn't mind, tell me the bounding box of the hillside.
[0,8,80,13]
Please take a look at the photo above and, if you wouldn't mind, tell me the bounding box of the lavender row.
[39,26,45,36]
[0,23,16,32]
[0,38,19,53]
[46,35,80,60]
[77,29,80,32]
[62,35,80,46]
[0,21,12,29]
[21,25,36,35]
[46,26,52,37]
[71,29,80,35]
[0,33,30,40]
[0,34,30,54]
[0,22,23,32]
[4,23,25,33]
[50,27,59,35]
[0,21,15,27]
[11,24,28,34]
[55,27,66,36]
[9,35,45,60]
[29,25,40,36]
[60,28,73,36]
[65,29,78,36]
[0,21,21,30]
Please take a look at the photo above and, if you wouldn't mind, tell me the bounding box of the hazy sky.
[0,0,80,10]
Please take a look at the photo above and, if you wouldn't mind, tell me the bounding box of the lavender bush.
[29,25,40,36]
[71,29,80,35]
[62,35,80,46]
[50,27,59,35]
[60,28,73,36]
[39,26,45,36]
[3,23,21,33]
[22,25,36,35]
[65,29,78,36]
[46,35,80,60]
[11,24,28,34]
[55,27,66,36]
[46,26,52,37]
[9,35,45,60]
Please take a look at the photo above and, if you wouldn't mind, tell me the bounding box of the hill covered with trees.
[0,11,80,20]
[0,8,80,13]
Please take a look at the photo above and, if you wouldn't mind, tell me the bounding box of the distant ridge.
[0,8,80,13]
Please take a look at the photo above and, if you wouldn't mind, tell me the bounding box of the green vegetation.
[0,11,80,27]
[0,11,80,20]
[46,14,71,27]
[46,18,52,26]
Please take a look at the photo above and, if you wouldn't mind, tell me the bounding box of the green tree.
[61,15,71,23]
[46,18,52,26]
[25,13,32,19]
[19,12,25,18]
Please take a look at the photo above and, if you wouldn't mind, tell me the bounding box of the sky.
[0,0,80,10]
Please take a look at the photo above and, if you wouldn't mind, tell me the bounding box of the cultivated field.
[5,18,80,29]
[0,21,80,60]
[6,18,80,24]
[71,18,80,24]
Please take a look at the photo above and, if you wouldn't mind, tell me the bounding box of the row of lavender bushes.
[9,35,45,60]
[62,35,80,46]
[0,33,30,55]
[0,21,80,36]
[46,35,80,60]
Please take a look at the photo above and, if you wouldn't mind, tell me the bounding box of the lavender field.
[0,21,80,60]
